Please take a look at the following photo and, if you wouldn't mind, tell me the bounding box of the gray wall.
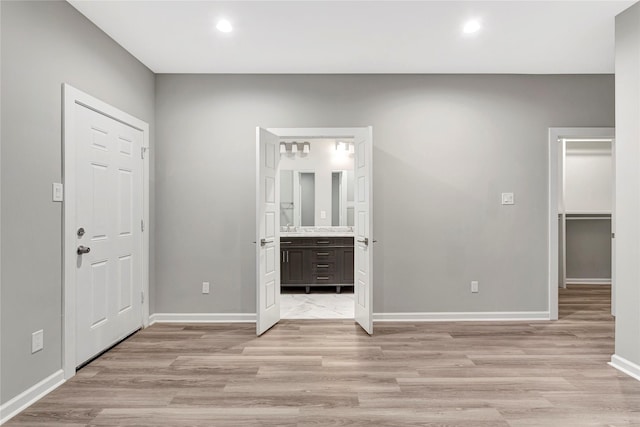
[154,74,614,314]
[565,218,612,280]
[615,2,640,367]
[0,1,155,404]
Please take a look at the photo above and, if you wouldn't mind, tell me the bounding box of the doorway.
[548,127,615,320]
[63,85,150,378]
[278,139,355,319]
[256,127,373,336]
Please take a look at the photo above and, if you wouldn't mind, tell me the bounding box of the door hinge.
[141,291,144,304]
[141,219,145,232]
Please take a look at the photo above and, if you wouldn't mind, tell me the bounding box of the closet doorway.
[548,128,615,320]
[256,127,374,336]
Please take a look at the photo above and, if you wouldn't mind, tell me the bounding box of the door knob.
[77,245,91,255]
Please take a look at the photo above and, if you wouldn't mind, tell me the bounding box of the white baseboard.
[0,369,65,425]
[373,311,550,322]
[565,278,611,285]
[609,354,640,381]
[149,313,256,325]
[150,312,550,324]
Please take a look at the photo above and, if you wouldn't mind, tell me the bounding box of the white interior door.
[256,127,281,335]
[354,127,373,334]
[75,103,143,365]
[611,138,616,316]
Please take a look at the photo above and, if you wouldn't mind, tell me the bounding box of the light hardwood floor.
[7,285,640,426]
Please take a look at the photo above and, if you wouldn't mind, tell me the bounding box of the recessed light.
[463,19,481,34]
[216,19,233,33]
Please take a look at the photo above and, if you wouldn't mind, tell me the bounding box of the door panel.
[75,104,143,365]
[256,128,281,335]
[354,128,373,334]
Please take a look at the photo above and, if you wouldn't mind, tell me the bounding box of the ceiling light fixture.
[462,19,481,34]
[216,19,233,33]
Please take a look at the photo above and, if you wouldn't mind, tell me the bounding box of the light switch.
[32,329,44,353]
[52,183,64,202]
[320,210,327,219]
[501,192,514,205]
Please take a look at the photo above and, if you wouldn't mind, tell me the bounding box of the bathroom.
[278,138,356,319]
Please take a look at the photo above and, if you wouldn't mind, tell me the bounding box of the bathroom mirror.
[280,170,315,227]
[332,170,355,226]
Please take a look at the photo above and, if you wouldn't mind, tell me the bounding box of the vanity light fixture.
[302,142,310,154]
[348,143,355,155]
[291,142,298,154]
[280,143,287,154]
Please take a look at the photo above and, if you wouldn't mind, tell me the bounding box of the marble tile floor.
[280,291,354,319]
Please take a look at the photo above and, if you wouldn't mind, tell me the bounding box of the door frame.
[260,126,373,328]
[62,84,150,379]
[548,127,615,320]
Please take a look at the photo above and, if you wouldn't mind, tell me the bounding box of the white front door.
[354,127,374,334]
[256,127,281,335]
[74,103,143,365]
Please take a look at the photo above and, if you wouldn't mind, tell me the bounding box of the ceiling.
[67,1,636,74]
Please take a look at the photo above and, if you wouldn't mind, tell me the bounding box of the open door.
[354,127,374,334]
[256,127,281,335]
[611,138,616,316]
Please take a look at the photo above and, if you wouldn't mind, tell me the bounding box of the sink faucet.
[286,223,291,232]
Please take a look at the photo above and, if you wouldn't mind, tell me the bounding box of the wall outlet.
[501,192,515,205]
[32,329,44,353]
[471,281,479,293]
[202,282,210,294]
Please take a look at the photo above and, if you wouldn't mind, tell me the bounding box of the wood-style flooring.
[7,285,640,426]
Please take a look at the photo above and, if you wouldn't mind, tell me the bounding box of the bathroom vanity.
[280,230,354,293]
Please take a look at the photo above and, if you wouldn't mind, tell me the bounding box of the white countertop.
[280,231,354,237]
[280,227,354,237]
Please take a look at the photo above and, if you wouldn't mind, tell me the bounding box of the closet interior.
[558,138,614,288]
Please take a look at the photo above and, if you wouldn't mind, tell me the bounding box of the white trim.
[609,354,640,382]
[62,84,150,380]
[149,312,550,324]
[548,127,615,321]
[149,313,257,324]
[565,278,612,285]
[0,370,65,425]
[373,311,550,322]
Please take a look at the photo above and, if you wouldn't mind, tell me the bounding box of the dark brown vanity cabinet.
[280,237,354,292]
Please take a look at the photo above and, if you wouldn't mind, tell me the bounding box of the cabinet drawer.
[312,274,336,284]
[280,238,308,246]
[312,238,337,246]
[312,261,335,273]
[311,249,336,260]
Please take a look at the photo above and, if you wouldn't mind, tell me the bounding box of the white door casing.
[353,128,374,334]
[260,127,373,335]
[256,127,281,335]
[63,84,149,378]
[547,127,614,321]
